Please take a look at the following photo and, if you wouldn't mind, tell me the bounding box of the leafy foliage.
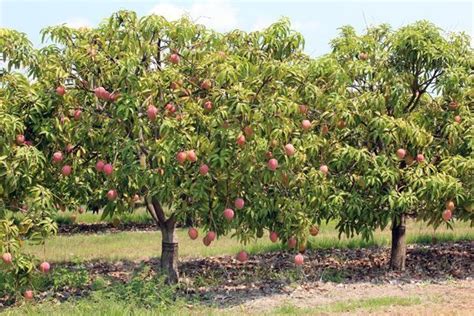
[326,21,473,238]
[1,11,472,297]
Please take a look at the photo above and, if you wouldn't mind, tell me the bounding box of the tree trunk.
[390,213,407,271]
[160,222,179,284]
[145,196,179,284]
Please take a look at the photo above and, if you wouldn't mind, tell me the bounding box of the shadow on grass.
[3,240,472,312]
[176,240,473,307]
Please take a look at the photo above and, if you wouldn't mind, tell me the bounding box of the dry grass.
[25,220,473,263]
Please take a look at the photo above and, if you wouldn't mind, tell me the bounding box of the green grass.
[2,303,226,316]
[2,295,423,316]
[273,296,422,315]
[1,297,210,316]
[25,220,473,263]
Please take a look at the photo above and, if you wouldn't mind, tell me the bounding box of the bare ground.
[233,279,474,315]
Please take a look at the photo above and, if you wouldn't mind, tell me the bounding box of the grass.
[25,220,474,263]
[2,295,423,316]
[273,296,422,315]
[2,301,221,316]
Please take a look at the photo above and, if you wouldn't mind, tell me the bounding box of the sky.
[0,0,472,56]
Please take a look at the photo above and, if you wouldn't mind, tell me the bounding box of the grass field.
[25,220,474,262]
[2,295,424,316]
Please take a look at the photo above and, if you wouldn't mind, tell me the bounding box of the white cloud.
[149,0,238,31]
[65,18,92,29]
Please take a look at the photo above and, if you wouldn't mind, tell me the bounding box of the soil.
[237,279,474,315]
[177,241,473,311]
[57,221,192,235]
[57,222,157,235]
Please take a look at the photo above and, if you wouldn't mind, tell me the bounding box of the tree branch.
[145,196,161,226]
[252,76,272,104]
[152,196,167,224]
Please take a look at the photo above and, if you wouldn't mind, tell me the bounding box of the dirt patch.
[178,241,473,308]
[236,280,474,315]
[57,222,157,235]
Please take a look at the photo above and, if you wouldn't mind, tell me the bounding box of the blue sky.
[1,0,472,56]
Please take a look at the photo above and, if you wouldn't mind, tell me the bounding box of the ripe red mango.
[203,101,213,111]
[2,253,12,264]
[16,134,25,145]
[103,163,113,176]
[107,189,117,201]
[206,231,216,242]
[61,165,72,176]
[234,198,245,210]
[147,105,158,121]
[284,144,295,156]
[294,253,304,266]
[200,79,212,90]
[236,135,246,147]
[24,290,34,300]
[74,109,82,121]
[269,231,278,243]
[442,209,452,221]
[319,164,329,175]
[287,237,297,249]
[169,53,180,64]
[176,152,187,165]
[188,227,198,240]
[223,208,234,221]
[396,148,406,160]
[301,120,312,131]
[39,261,50,273]
[199,164,209,175]
[56,86,66,96]
[267,158,278,171]
[187,150,197,162]
[96,160,105,172]
[236,250,248,262]
[52,151,63,163]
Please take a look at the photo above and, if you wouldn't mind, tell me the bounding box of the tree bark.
[144,196,179,284]
[390,213,407,271]
[160,220,179,284]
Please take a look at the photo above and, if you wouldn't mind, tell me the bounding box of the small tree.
[22,11,334,283]
[327,22,473,270]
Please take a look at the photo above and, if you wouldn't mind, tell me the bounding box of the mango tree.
[26,11,335,283]
[0,29,57,300]
[327,22,473,270]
